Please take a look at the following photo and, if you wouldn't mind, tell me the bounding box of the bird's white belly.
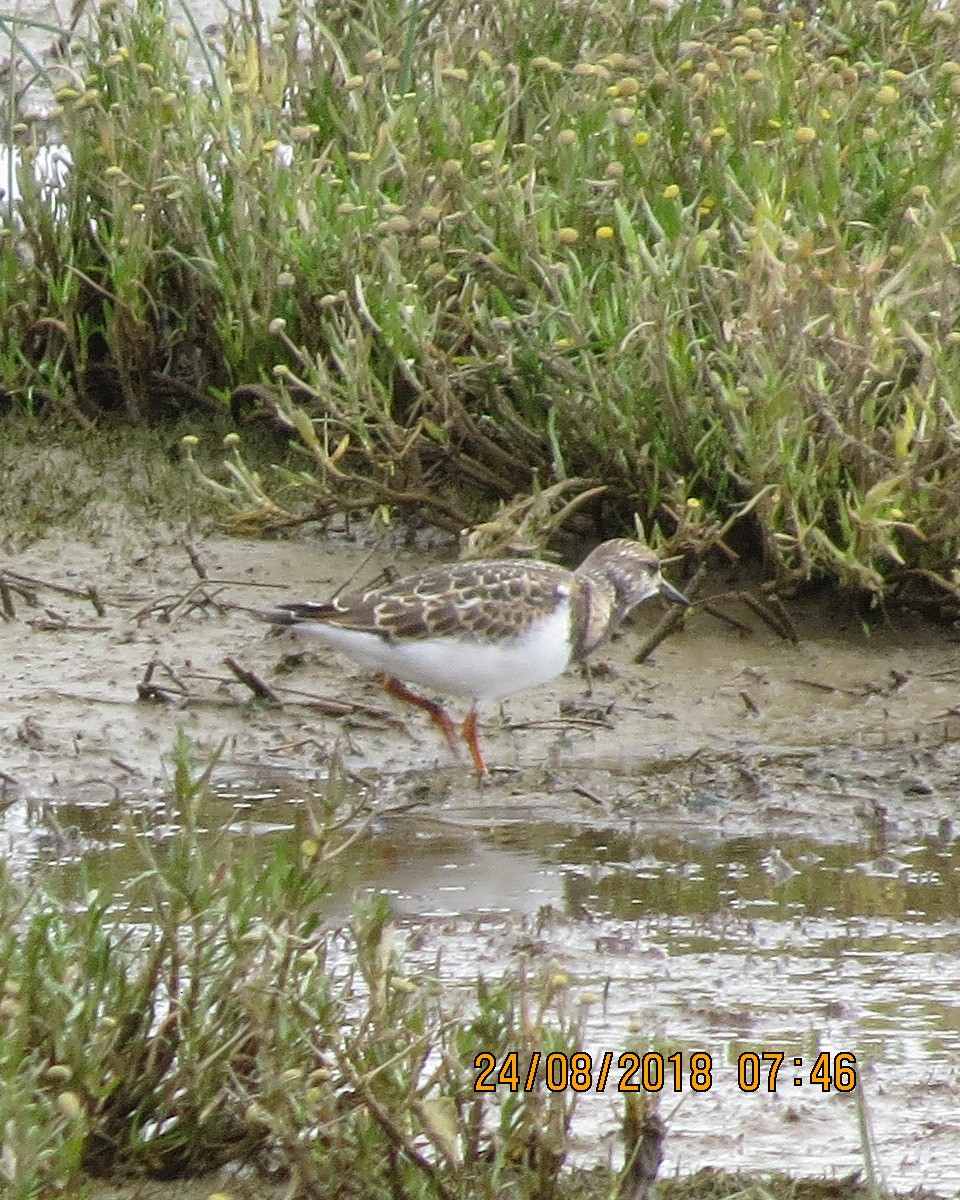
[292,604,573,703]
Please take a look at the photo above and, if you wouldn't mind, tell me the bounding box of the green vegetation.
[3,0,960,603]
[2,7,953,1188]
[0,735,591,1198]
[0,735,921,1200]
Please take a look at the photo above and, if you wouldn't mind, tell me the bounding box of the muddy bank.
[1,525,958,834]
[2,521,960,1193]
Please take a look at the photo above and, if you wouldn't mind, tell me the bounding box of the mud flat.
[2,520,960,1191]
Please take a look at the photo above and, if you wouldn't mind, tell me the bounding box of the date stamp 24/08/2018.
[473,1051,857,1095]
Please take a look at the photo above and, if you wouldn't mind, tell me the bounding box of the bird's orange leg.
[380,675,460,757]
[461,708,488,779]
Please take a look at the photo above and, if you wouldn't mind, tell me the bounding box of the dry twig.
[223,657,282,705]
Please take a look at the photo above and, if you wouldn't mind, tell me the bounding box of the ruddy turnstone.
[258,538,689,776]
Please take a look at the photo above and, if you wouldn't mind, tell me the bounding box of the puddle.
[5,771,960,1193]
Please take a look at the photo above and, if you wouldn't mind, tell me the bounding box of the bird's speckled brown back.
[281,558,572,643]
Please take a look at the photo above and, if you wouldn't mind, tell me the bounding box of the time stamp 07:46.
[474,1051,858,1094]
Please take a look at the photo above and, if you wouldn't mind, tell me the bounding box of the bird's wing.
[277,560,570,643]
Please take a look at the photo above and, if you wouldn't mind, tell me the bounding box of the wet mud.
[2,527,960,1192]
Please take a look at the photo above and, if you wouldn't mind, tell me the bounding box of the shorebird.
[258,538,688,776]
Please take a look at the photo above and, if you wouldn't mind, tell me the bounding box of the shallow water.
[7,769,960,1193]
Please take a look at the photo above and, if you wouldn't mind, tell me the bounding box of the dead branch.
[223,657,282,705]
[0,567,107,614]
[633,563,703,664]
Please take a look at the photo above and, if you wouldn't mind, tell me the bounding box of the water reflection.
[3,775,960,1189]
[6,775,960,929]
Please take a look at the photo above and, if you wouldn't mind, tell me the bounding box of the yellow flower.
[662,183,680,199]
[573,63,610,78]
[56,1093,83,1120]
[595,225,615,239]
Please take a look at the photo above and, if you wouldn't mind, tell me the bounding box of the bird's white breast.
[291,600,574,704]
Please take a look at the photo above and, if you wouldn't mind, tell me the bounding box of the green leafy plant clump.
[0,734,597,1199]
[3,0,960,611]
